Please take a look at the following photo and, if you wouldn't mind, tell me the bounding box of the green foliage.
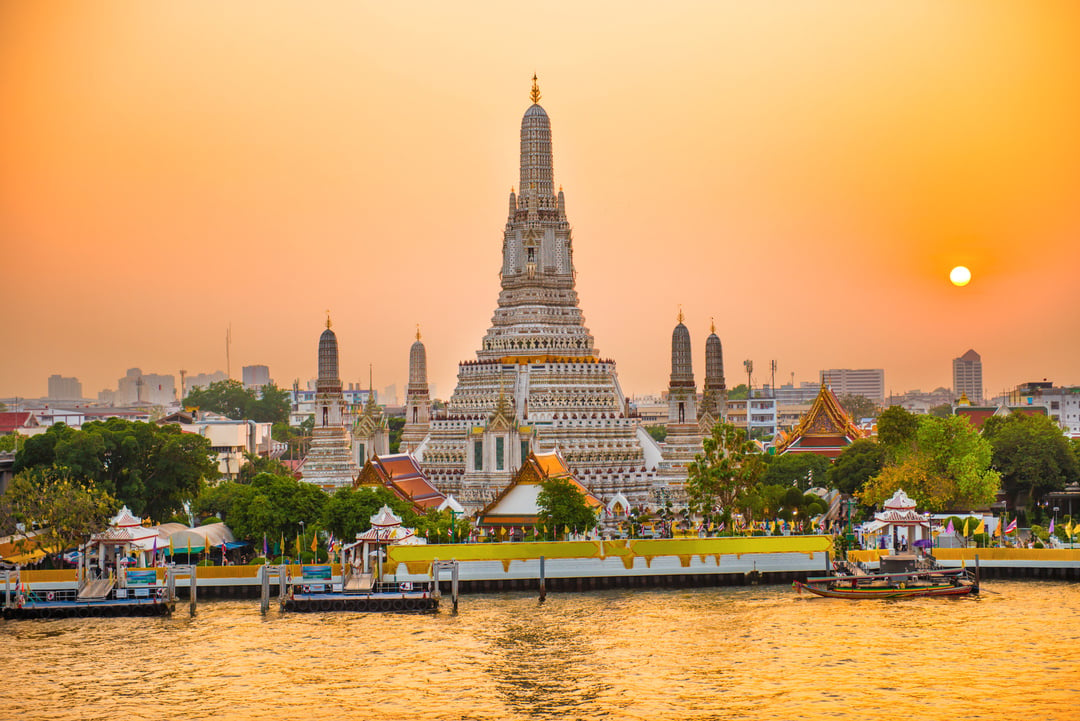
[388,416,406,453]
[761,453,831,489]
[536,477,598,538]
[929,403,952,418]
[645,425,668,443]
[0,432,25,452]
[828,439,885,495]
[860,415,999,512]
[13,419,216,522]
[183,379,290,424]
[0,467,119,557]
[686,422,765,525]
[320,486,416,540]
[726,384,749,400]
[194,471,328,543]
[876,406,919,459]
[238,452,293,483]
[837,394,878,421]
[982,413,1079,511]
[413,507,472,543]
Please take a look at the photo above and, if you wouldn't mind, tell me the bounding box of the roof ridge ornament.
[710,317,716,335]
[530,73,541,104]
[677,305,684,325]
[416,324,422,342]
[326,310,332,329]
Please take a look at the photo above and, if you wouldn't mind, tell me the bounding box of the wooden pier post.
[539,556,546,602]
[260,565,270,615]
[189,567,197,617]
[451,562,459,614]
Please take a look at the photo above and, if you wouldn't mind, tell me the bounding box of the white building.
[952,350,983,404]
[47,375,83,401]
[820,369,885,404]
[242,365,271,389]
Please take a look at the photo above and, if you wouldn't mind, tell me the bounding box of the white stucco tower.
[416,77,658,511]
[300,316,358,490]
[401,326,432,452]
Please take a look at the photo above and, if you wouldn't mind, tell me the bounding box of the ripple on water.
[2,580,1079,720]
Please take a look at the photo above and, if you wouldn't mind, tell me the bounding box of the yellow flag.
[310,533,318,553]
[295,534,301,556]
[974,518,985,535]
[993,520,1001,537]
[1067,520,1074,539]
[963,518,970,536]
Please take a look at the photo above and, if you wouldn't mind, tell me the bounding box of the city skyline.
[3,2,1079,402]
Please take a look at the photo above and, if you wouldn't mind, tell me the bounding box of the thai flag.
[1005,518,1017,533]
[327,533,335,552]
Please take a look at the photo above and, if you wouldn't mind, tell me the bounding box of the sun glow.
[950,266,972,287]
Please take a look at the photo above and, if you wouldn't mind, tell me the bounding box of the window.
[496,437,504,470]
[521,439,530,462]
[474,440,483,471]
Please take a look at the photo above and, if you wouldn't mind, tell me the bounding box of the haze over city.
[3,1,1079,401]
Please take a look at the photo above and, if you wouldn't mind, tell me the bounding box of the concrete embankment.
[9,539,1079,600]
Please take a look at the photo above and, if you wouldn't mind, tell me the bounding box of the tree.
[182,379,289,424]
[644,425,667,443]
[860,415,999,512]
[761,453,831,489]
[837,394,877,421]
[982,413,1079,511]
[686,422,765,525]
[14,419,216,522]
[536,477,598,538]
[238,452,293,483]
[0,431,25,453]
[321,486,417,540]
[827,439,885,495]
[0,467,118,559]
[726,384,749,400]
[412,507,472,543]
[388,417,406,453]
[929,403,952,418]
[876,406,919,459]
[195,471,330,544]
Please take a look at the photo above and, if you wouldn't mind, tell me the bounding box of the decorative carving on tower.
[300,314,358,490]
[401,326,432,452]
[413,77,658,511]
[700,318,727,432]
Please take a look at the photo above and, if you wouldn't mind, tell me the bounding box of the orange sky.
[3,2,1079,402]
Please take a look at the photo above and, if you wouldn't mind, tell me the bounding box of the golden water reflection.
[2,581,1078,720]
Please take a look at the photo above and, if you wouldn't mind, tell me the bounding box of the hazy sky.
[3,1,1079,402]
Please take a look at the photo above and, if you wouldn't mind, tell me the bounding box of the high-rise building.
[242,365,271,389]
[819,368,885,404]
[413,77,659,511]
[114,368,175,406]
[952,350,983,404]
[300,317,358,490]
[47,375,83,401]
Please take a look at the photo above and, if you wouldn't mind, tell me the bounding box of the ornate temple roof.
[356,453,445,510]
[773,383,863,457]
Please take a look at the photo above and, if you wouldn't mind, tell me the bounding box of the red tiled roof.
[0,412,38,433]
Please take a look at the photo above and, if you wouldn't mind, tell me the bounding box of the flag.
[310,533,318,553]
[151,537,158,567]
[295,534,301,556]
[717,521,725,532]
[533,526,539,538]
[993,520,1001,537]
[221,540,227,560]
[169,535,174,557]
[1005,518,1017,534]
[962,518,970,537]
[946,520,955,535]
[1048,518,1055,535]
[1067,520,1074,539]
[187,535,192,558]
[974,518,985,535]
[279,533,285,557]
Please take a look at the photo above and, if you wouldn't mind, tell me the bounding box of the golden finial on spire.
[530,73,541,104]
[710,317,716,334]
[326,310,332,329]
[416,324,422,342]
[677,305,684,324]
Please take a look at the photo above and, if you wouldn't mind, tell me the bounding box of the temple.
[655,313,705,500]
[773,382,863,457]
[400,326,431,452]
[300,316,359,489]
[412,77,661,512]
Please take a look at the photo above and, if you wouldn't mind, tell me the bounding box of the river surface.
[3,580,1078,720]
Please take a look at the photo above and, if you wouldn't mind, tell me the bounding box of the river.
[3,580,1078,720]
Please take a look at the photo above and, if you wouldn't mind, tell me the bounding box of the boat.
[794,565,979,599]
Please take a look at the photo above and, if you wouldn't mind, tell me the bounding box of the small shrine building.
[773,383,864,457]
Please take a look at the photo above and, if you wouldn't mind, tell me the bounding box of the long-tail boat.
[794,564,979,599]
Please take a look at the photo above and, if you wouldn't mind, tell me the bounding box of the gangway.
[78,578,115,600]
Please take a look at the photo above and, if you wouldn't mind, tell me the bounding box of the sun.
[949,266,972,287]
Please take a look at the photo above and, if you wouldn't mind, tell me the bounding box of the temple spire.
[530,73,541,104]
[677,306,684,325]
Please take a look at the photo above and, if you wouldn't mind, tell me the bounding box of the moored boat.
[794,565,979,599]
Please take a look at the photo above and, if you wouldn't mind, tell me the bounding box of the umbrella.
[119,556,137,567]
